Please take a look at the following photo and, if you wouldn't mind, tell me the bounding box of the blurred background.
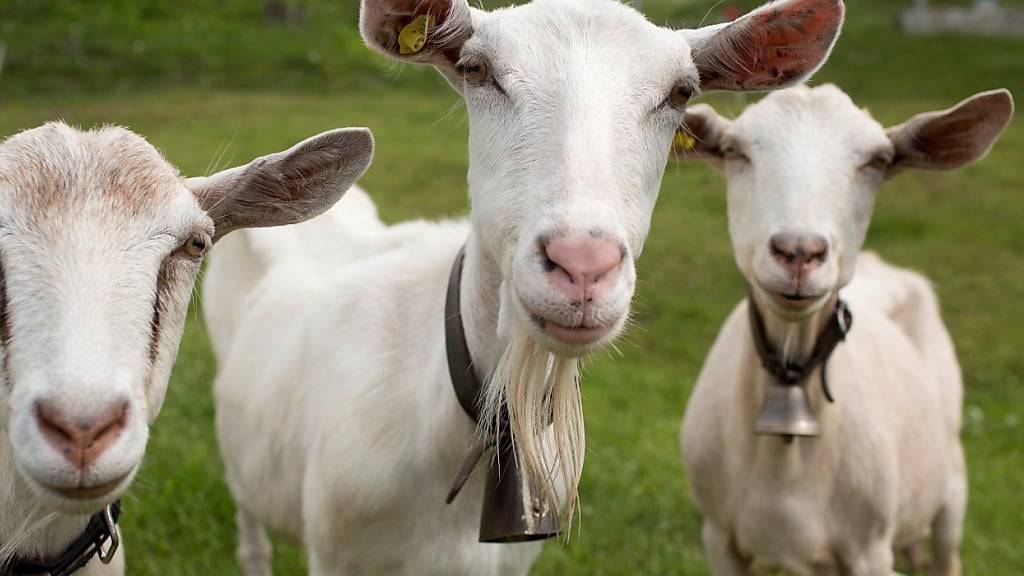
[1,0,1021,573]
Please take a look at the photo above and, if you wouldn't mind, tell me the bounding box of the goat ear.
[671,104,732,171]
[886,89,1014,176]
[682,0,845,92]
[187,128,374,242]
[359,0,474,89]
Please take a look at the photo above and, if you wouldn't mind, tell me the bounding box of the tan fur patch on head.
[0,122,182,224]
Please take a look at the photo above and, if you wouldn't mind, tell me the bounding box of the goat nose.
[35,400,129,470]
[769,233,829,279]
[542,234,623,303]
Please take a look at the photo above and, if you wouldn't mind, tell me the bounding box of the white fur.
[0,123,373,573]
[206,0,846,573]
[680,84,1013,575]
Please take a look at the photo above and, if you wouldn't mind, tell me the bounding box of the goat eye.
[460,60,490,86]
[669,84,693,110]
[721,144,748,163]
[180,234,210,259]
[862,154,892,173]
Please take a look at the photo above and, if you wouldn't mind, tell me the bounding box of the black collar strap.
[748,295,853,403]
[443,246,560,543]
[4,501,121,576]
[444,247,484,425]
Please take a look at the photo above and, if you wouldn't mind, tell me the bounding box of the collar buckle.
[835,299,852,337]
[96,505,119,565]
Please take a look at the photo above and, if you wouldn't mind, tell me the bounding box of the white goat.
[0,122,373,575]
[678,84,1014,575]
[203,0,847,574]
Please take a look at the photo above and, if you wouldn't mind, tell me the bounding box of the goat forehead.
[734,86,889,156]
[473,0,690,83]
[0,122,186,225]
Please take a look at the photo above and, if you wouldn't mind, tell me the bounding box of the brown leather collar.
[748,295,853,403]
[3,501,120,576]
[443,246,560,543]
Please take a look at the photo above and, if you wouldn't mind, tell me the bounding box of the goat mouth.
[543,321,612,344]
[771,291,827,312]
[44,474,130,501]
[515,292,619,349]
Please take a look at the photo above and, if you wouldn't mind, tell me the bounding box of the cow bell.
[754,383,821,437]
[479,435,560,543]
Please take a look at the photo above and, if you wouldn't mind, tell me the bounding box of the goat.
[0,122,373,574]
[677,84,1013,575]
[205,0,847,573]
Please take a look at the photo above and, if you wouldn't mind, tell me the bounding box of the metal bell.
[754,383,821,437]
[478,435,560,543]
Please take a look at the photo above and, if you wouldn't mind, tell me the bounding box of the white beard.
[478,320,585,525]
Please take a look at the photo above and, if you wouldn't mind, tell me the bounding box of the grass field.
[0,0,1022,574]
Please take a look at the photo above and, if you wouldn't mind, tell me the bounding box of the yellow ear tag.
[398,15,432,55]
[674,132,697,152]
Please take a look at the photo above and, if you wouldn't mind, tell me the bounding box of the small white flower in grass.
[966,404,985,431]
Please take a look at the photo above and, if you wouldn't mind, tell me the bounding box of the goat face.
[463,1,704,356]
[0,123,373,514]
[0,123,210,513]
[362,0,847,355]
[677,85,1013,319]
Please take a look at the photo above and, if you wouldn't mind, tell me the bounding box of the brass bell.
[478,435,560,543]
[754,383,821,437]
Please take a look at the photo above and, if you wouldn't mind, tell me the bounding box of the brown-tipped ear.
[359,0,474,86]
[886,89,1014,176]
[671,104,732,171]
[683,0,845,92]
[188,128,375,242]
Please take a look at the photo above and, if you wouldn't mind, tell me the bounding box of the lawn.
[0,0,1022,574]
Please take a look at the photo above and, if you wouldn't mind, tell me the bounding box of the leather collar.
[3,501,121,576]
[443,246,560,543]
[444,247,484,424]
[748,295,853,403]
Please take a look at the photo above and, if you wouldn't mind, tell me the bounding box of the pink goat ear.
[684,0,846,92]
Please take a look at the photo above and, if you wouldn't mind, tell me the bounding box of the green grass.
[0,0,1022,574]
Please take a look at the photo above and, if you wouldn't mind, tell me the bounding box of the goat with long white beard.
[0,123,374,575]
[204,0,846,573]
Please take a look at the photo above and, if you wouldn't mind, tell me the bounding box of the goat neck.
[748,290,845,438]
[458,236,505,379]
[749,291,844,373]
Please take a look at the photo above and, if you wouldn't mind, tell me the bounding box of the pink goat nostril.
[35,399,129,470]
[542,235,624,303]
[769,232,829,279]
